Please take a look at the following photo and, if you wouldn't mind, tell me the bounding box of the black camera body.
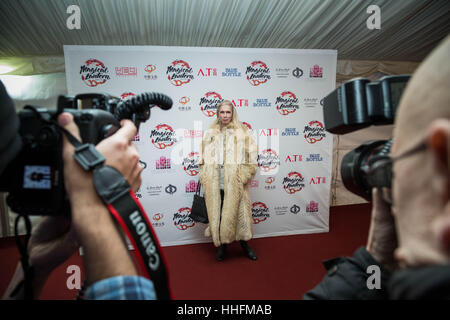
[0,107,119,215]
[322,75,410,200]
[0,91,172,215]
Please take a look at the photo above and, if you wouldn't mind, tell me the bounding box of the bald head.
[393,35,450,156]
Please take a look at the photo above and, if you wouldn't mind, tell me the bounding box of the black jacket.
[303,247,450,300]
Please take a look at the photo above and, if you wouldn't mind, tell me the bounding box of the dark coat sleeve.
[303,247,392,300]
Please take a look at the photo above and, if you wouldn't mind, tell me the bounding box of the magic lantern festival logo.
[183,152,200,176]
[152,213,165,227]
[309,64,323,78]
[282,171,305,194]
[79,59,110,87]
[185,180,199,193]
[257,149,281,173]
[246,60,271,86]
[199,91,223,117]
[166,60,194,86]
[121,92,135,100]
[303,120,326,144]
[276,91,300,115]
[242,122,252,130]
[150,124,177,149]
[252,202,270,224]
[173,207,195,230]
[144,64,157,80]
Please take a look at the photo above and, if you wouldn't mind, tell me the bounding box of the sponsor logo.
[249,180,259,188]
[150,124,177,149]
[310,177,326,185]
[184,129,203,138]
[282,172,305,194]
[197,67,217,77]
[290,204,301,214]
[257,149,281,173]
[222,67,241,77]
[253,98,271,107]
[155,156,171,170]
[121,92,135,100]
[304,97,319,107]
[246,61,271,86]
[252,202,270,224]
[152,213,165,227]
[275,68,290,78]
[185,180,199,193]
[173,207,195,230]
[232,99,249,107]
[264,177,276,190]
[116,66,137,77]
[274,205,288,215]
[200,91,223,117]
[292,67,304,78]
[183,152,200,176]
[167,60,194,86]
[303,121,326,144]
[178,96,192,111]
[146,185,163,196]
[258,128,278,136]
[276,91,300,115]
[80,59,110,87]
[306,153,323,162]
[306,201,319,213]
[285,154,302,162]
[165,184,177,195]
[309,64,323,78]
[144,64,157,80]
[281,128,299,136]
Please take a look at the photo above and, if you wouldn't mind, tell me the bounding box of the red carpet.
[0,203,371,299]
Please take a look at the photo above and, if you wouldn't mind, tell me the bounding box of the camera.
[322,75,410,200]
[0,90,172,215]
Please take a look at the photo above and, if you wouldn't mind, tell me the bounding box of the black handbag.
[189,182,209,223]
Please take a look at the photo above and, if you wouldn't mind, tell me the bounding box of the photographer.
[304,35,450,300]
[1,82,155,299]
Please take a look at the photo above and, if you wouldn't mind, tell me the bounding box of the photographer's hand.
[58,112,139,286]
[96,119,142,192]
[366,188,398,270]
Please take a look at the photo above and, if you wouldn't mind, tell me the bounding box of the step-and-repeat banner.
[64,46,337,246]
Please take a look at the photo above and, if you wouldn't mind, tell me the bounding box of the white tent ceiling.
[0,0,449,65]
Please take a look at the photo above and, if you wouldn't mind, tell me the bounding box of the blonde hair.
[215,100,242,128]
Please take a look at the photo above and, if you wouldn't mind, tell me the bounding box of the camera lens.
[340,140,388,200]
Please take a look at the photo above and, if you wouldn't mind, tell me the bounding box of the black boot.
[216,244,227,261]
[240,241,257,260]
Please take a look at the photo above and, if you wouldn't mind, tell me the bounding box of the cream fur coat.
[198,121,258,247]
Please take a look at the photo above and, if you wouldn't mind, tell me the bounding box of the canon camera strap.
[59,125,172,300]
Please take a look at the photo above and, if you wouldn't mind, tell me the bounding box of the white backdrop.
[64,45,336,246]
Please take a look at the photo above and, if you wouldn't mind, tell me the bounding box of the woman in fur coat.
[198,100,258,261]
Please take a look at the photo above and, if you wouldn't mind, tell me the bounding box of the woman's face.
[218,104,233,125]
